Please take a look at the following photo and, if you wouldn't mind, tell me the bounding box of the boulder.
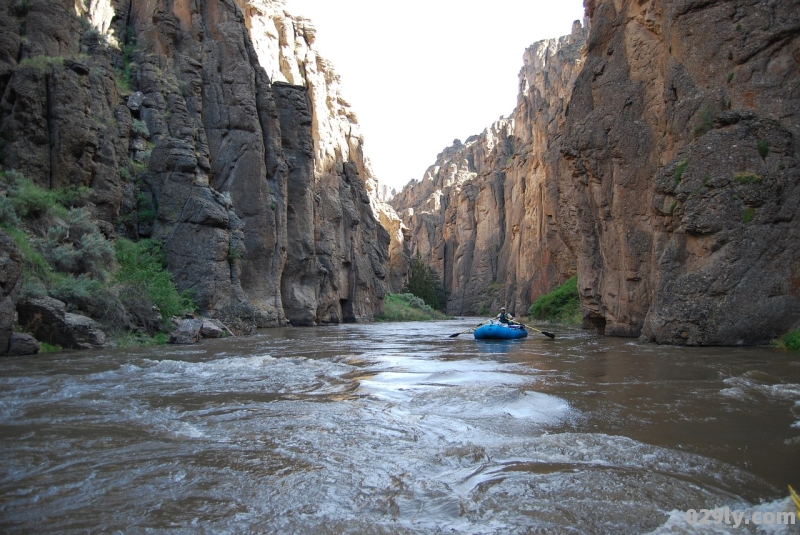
[126,91,145,111]
[17,296,67,345]
[200,319,224,339]
[17,296,106,349]
[64,313,106,349]
[7,333,40,356]
[170,319,203,344]
[0,230,22,355]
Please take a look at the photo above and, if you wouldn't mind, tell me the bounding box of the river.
[1,320,798,534]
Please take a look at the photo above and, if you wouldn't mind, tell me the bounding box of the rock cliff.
[558,0,800,344]
[393,1,800,345]
[391,23,587,315]
[0,0,391,328]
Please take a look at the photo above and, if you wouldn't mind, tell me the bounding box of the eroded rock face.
[391,24,587,315]
[393,1,799,344]
[0,229,22,355]
[0,0,390,328]
[557,0,800,344]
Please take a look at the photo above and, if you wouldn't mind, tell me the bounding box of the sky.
[286,0,586,192]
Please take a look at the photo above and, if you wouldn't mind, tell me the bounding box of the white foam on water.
[720,374,800,403]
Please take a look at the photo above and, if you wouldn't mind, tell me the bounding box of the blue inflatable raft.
[473,321,528,340]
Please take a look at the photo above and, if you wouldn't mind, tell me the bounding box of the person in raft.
[496,307,514,324]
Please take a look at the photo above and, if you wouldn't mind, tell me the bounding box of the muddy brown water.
[1,320,798,534]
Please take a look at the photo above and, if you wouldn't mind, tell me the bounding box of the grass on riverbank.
[377,293,449,321]
[528,276,581,325]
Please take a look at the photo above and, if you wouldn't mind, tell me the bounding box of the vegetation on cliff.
[376,293,448,322]
[0,170,194,343]
[403,254,447,311]
[528,276,581,325]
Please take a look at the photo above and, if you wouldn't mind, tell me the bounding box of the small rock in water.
[200,320,224,339]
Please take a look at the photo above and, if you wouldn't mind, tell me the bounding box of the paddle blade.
[448,332,461,338]
[542,331,556,339]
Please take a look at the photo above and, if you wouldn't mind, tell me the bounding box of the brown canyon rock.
[558,0,800,344]
[393,1,800,344]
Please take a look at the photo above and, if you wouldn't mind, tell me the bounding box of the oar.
[790,485,800,515]
[511,321,555,339]
[449,321,489,338]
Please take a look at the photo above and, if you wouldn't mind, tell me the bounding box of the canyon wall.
[391,23,587,316]
[0,0,392,328]
[393,0,800,344]
[559,0,800,344]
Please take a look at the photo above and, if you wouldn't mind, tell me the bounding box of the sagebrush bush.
[0,195,19,226]
[1,170,193,337]
[42,208,115,280]
[49,273,127,328]
[131,119,150,138]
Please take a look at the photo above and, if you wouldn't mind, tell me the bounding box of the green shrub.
[780,330,800,350]
[403,253,446,311]
[18,55,64,72]
[742,207,755,223]
[41,208,115,280]
[1,172,90,219]
[2,225,51,292]
[733,171,761,184]
[131,119,150,138]
[528,276,581,324]
[757,139,769,159]
[114,238,195,321]
[693,104,715,138]
[668,201,678,215]
[376,293,448,322]
[0,195,20,226]
[4,174,62,218]
[674,160,688,184]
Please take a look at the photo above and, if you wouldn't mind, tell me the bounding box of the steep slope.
[0,0,390,329]
[391,23,587,315]
[558,0,800,343]
[393,0,800,345]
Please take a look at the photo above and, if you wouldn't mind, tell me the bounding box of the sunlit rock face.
[391,24,587,316]
[0,0,392,327]
[394,0,800,345]
[557,0,800,344]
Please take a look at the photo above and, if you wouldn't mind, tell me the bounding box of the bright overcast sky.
[285,0,586,192]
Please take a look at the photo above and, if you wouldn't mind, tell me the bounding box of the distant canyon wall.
[391,22,587,316]
[0,0,395,327]
[393,0,800,345]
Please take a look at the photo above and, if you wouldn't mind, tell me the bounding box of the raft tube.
[473,322,528,340]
